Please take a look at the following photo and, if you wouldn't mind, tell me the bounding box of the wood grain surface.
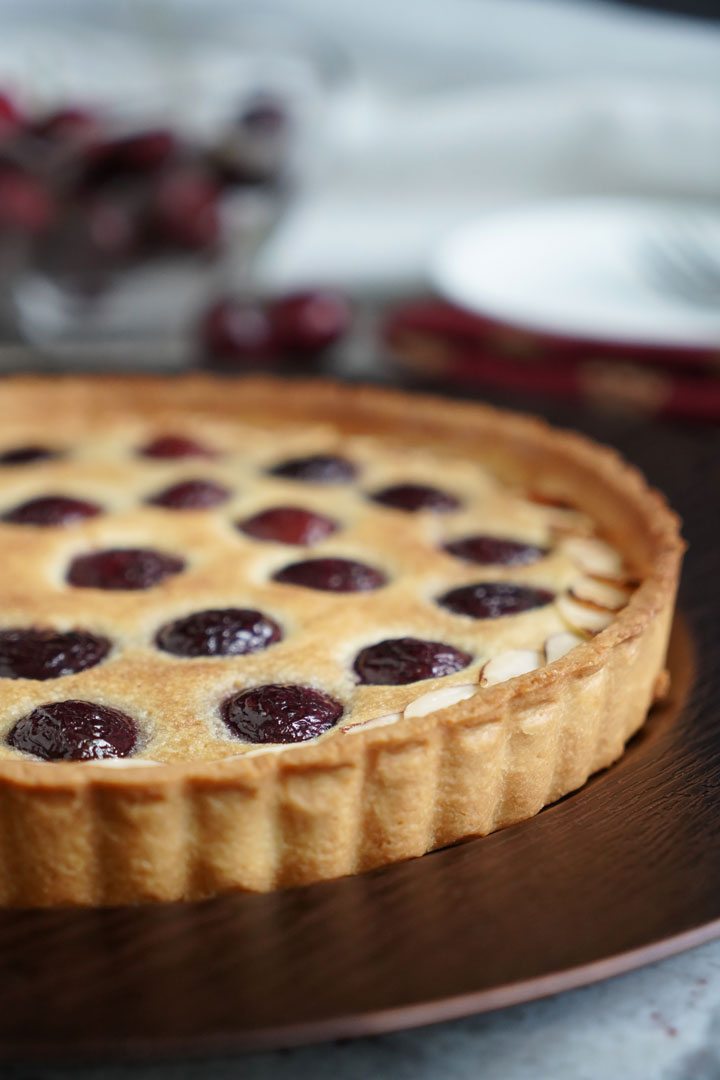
[0,376,717,1061]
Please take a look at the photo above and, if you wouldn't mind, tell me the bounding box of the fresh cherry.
[0,628,111,680]
[147,479,230,510]
[269,289,351,355]
[354,637,472,685]
[7,699,138,760]
[0,445,59,465]
[67,548,185,590]
[85,192,139,259]
[444,536,547,567]
[268,453,356,484]
[149,166,220,251]
[0,167,55,232]
[2,496,101,526]
[156,608,281,657]
[273,557,386,592]
[0,92,22,140]
[200,298,275,369]
[438,582,555,619]
[31,107,101,143]
[82,129,177,186]
[238,506,337,545]
[139,435,216,459]
[221,684,343,744]
[371,483,461,513]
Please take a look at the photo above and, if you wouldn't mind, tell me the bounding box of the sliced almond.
[480,649,542,687]
[544,631,586,664]
[557,593,614,634]
[548,514,595,538]
[342,712,402,734]
[561,536,624,579]
[404,684,477,719]
[569,576,630,612]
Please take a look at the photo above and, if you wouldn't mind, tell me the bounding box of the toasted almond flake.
[561,536,624,578]
[404,684,477,719]
[480,649,542,687]
[557,594,614,633]
[544,630,586,664]
[569,576,630,611]
[343,711,403,734]
[549,518,595,538]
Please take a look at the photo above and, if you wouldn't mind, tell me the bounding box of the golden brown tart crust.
[0,375,683,906]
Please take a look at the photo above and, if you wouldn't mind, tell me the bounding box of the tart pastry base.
[0,376,683,906]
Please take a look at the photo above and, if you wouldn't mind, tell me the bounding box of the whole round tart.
[0,375,683,906]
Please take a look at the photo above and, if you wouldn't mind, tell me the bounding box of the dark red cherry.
[7,700,137,761]
[149,166,220,251]
[0,167,55,232]
[85,192,139,259]
[269,289,351,354]
[31,107,101,143]
[268,453,356,484]
[139,434,216,459]
[438,582,555,619]
[354,637,472,685]
[0,92,22,139]
[83,129,177,185]
[2,496,101,526]
[0,445,59,465]
[239,506,338,545]
[147,479,230,510]
[371,484,461,513]
[273,557,385,592]
[156,608,281,657]
[67,548,185,590]
[444,536,547,567]
[200,298,275,369]
[221,684,343,744]
[0,628,111,680]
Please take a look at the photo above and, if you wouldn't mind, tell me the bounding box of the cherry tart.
[0,376,683,906]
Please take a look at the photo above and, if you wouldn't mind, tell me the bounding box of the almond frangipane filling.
[0,416,635,765]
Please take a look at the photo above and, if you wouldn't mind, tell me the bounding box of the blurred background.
[0,0,719,418]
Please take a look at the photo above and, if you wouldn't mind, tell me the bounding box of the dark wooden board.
[0,378,717,1062]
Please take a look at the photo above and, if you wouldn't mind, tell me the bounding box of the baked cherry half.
[139,435,216,459]
[222,684,343,744]
[67,548,185,590]
[272,557,386,592]
[156,608,281,657]
[0,629,111,680]
[371,483,461,513]
[7,700,138,761]
[238,506,338,545]
[0,446,59,465]
[2,496,102,526]
[354,637,472,685]
[438,582,555,619]
[444,536,547,567]
[268,454,357,484]
[147,479,231,510]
